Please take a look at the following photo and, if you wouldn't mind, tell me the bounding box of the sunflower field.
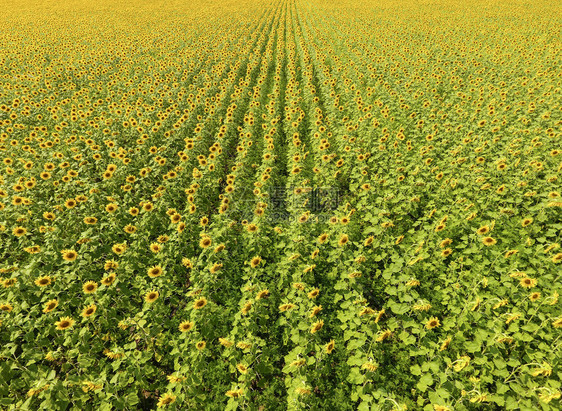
[0,0,561,409]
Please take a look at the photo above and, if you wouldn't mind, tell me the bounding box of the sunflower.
[361,361,379,372]
[426,317,441,329]
[236,363,248,374]
[521,218,533,227]
[83,281,98,294]
[124,225,136,234]
[178,320,194,332]
[307,289,320,299]
[12,226,27,237]
[364,236,374,246]
[482,237,496,246]
[65,199,77,209]
[318,233,328,244]
[145,290,159,303]
[35,276,52,287]
[279,303,296,312]
[105,203,118,213]
[199,237,212,248]
[218,338,234,347]
[440,238,453,248]
[310,320,324,334]
[101,273,116,286]
[156,393,176,408]
[441,248,453,257]
[504,250,518,258]
[325,340,335,354]
[61,249,78,261]
[194,297,207,309]
[210,263,222,274]
[147,265,163,278]
[55,316,75,331]
[0,303,13,312]
[519,277,537,288]
[338,234,349,246]
[104,260,119,270]
[196,341,206,350]
[477,226,490,235]
[246,224,258,233]
[529,292,541,302]
[250,256,262,268]
[43,212,55,221]
[81,304,97,317]
[225,388,244,398]
[553,253,562,264]
[149,243,161,253]
[43,299,58,313]
[256,289,269,299]
[112,243,126,255]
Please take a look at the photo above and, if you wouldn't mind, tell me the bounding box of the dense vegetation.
[0,0,561,409]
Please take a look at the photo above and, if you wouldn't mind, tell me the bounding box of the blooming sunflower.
[325,340,335,354]
[81,304,97,317]
[55,316,75,331]
[0,303,13,312]
[520,277,537,288]
[199,237,212,248]
[147,265,163,278]
[482,237,496,246]
[12,226,27,237]
[83,281,98,294]
[101,273,116,286]
[196,341,206,350]
[145,290,159,303]
[318,233,328,244]
[156,393,176,408]
[521,218,533,227]
[43,299,58,313]
[307,289,320,299]
[110,242,125,254]
[279,303,296,312]
[338,234,349,246]
[250,256,261,268]
[529,292,541,302]
[193,297,207,309]
[35,276,52,287]
[178,320,194,332]
[476,226,489,235]
[310,320,324,334]
[61,249,78,261]
[426,317,441,329]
